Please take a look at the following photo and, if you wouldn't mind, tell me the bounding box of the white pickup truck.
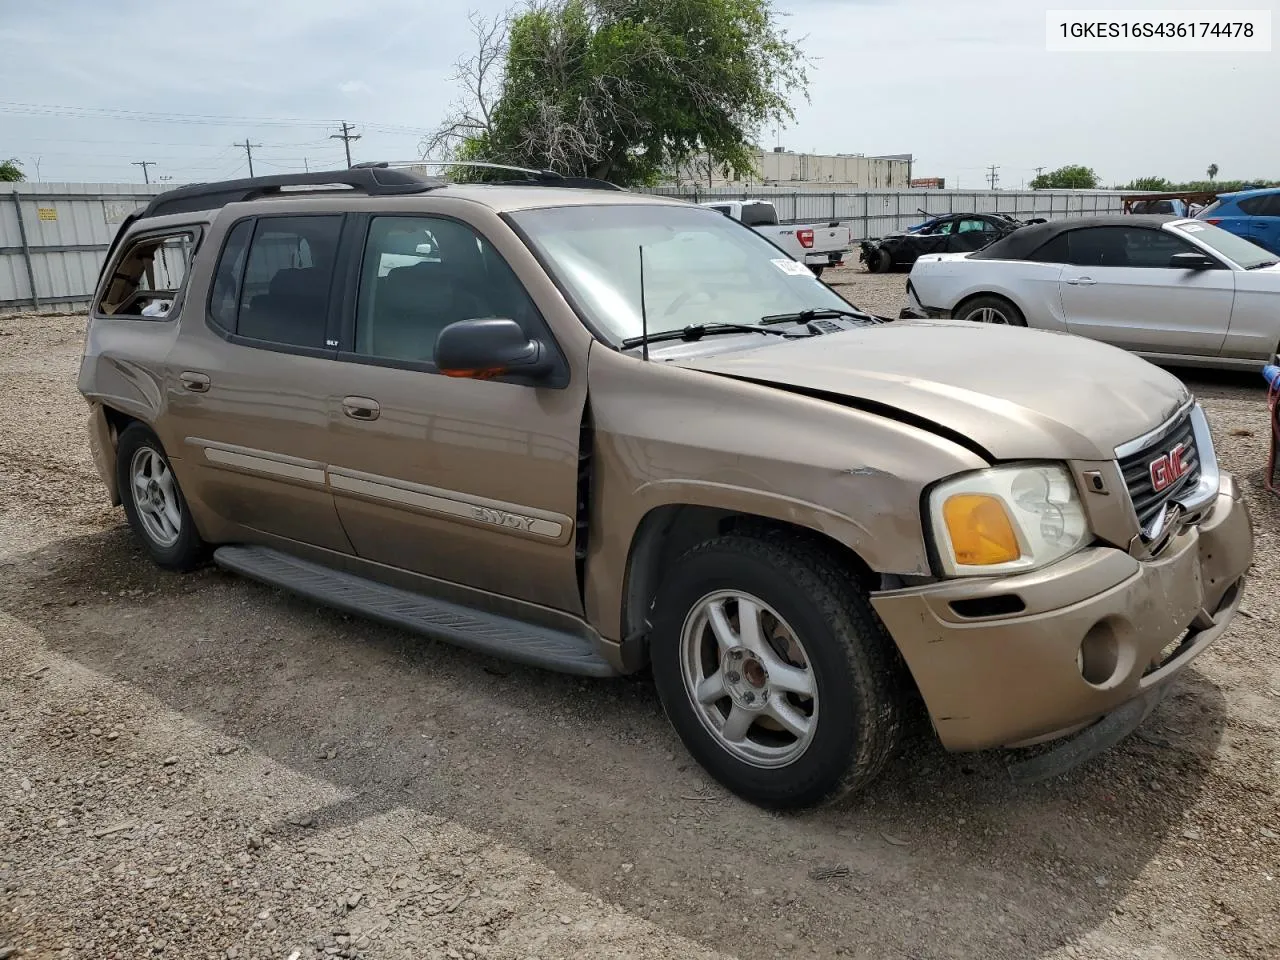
[702,199,852,277]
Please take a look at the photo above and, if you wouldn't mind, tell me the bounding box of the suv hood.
[670,320,1190,461]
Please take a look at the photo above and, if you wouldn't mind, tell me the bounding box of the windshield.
[1172,220,1278,270]
[511,204,852,342]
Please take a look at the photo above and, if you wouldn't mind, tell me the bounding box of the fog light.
[1078,622,1121,686]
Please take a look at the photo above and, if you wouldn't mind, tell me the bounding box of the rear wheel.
[810,265,825,278]
[650,534,904,809]
[955,295,1026,327]
[868,249,892,273]
[116,423,207,571]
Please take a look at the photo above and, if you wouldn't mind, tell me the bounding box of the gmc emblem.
[1149,443,1188,493]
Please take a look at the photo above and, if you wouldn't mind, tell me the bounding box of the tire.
[115,422,207,571]
[650,533,904,809]
[869,249,892,273]
[954,295,1026,327]
[809,265,825,278]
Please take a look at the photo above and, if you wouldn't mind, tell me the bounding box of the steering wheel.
[663,286,714,318]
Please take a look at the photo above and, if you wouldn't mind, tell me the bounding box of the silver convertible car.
[902,215,1280,370]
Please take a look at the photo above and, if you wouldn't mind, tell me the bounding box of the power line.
[0,100,427,136]
[236,139,262,177]
[330,122,361,168]
[131,160,156,184]
[986,164,1000,190]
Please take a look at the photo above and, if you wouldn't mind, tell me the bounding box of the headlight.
[928,463,1090,576]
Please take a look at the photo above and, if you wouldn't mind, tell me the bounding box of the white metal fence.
[2,182,1129,314]
[639,185,1128,238]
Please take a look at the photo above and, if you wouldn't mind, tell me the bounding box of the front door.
[1057,225,1234,357]
[323,212,586,613]
[162,213,354,553]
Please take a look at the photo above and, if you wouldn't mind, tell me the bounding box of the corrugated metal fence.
[1,183,165,314]
[1,182,1127,314]
[640,186,1128,239]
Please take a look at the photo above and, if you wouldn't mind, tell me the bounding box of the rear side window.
[207,215,344,348]
[1238,196,1268,215]
[739,203,779,227]
[209,220,253,331]
[1028,233,1070,263]
[94,230,197,319]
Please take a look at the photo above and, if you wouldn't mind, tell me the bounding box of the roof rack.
[361,160,626,192]
[138,166,445,219]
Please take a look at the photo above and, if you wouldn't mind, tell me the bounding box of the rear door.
[1057,225,1234,357]
[1243,194,1280,254]
[161,212,355,553]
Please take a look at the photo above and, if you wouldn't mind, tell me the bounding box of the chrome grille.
[1118,412,1200,528]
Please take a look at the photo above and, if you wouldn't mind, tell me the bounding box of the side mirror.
[435,318,554,381]
[1169,251,1219,270]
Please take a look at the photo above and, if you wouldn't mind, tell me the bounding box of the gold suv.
[79,165,1253,808]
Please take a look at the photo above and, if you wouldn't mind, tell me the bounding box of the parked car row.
[80,165,1253,811]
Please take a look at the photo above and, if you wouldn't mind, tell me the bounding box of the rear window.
[94,230,198,319]
[739,203,779,227]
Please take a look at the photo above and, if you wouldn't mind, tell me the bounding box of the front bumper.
[871,473,1252,754]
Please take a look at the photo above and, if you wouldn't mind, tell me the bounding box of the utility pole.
[986,164,1000,190]
[236,139,262,177]
[132,160,156,184]
[330,122,361,168]
[303,158,310,173]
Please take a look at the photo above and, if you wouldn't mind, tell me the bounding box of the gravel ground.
[2,284,1278,960]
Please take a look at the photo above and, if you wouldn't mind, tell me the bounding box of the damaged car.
[80,165,1253,809]
[860,211,1040,272]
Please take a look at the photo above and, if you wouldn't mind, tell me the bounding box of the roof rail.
[138,166,445,219]
[361,160,626,192]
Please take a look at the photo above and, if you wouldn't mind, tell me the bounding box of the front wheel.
[650,534,905,809]
[954,295,1026,327]
[869,249,892,273]
[116,422,207,571]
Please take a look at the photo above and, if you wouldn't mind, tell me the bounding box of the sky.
[0,0,1275,188]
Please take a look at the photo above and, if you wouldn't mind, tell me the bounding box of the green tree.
[1206,163,1218,182]
[0,158,24,182]
[1029,164,1100,189]
[425,0,809,187]
[1120,176,1173,191]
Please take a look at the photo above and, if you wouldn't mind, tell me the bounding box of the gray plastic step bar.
[213,545,617,677]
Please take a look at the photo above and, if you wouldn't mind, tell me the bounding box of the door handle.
[342,396,380,421]
[179,371,210,393]
[1064,277,1097,285]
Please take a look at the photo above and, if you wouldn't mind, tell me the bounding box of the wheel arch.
[951,290,1025,322]
[617,503,879,671]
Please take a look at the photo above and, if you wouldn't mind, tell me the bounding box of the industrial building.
[668,148,913,190]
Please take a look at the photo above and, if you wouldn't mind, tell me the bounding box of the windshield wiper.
[621,322,807,349]
[1246,260,1279,270]
[759,306,884,325]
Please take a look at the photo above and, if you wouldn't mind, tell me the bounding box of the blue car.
[1198,187,1280,255]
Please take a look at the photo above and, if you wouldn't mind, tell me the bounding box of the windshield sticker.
[772,258,814,277]
[1180,223,1206,232]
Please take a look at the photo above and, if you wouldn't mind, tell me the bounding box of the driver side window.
[355,216,541,366]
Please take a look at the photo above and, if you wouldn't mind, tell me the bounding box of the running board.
[212,545,617,677]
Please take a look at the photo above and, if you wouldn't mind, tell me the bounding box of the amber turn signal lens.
[942,494,1021,566]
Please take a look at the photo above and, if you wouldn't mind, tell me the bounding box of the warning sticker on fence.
[771,258,813,277]
[37,207,57,221]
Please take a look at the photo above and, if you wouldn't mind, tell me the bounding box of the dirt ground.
[2,273,1278,960]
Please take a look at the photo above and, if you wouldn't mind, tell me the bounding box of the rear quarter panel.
[909,256,1068,330]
